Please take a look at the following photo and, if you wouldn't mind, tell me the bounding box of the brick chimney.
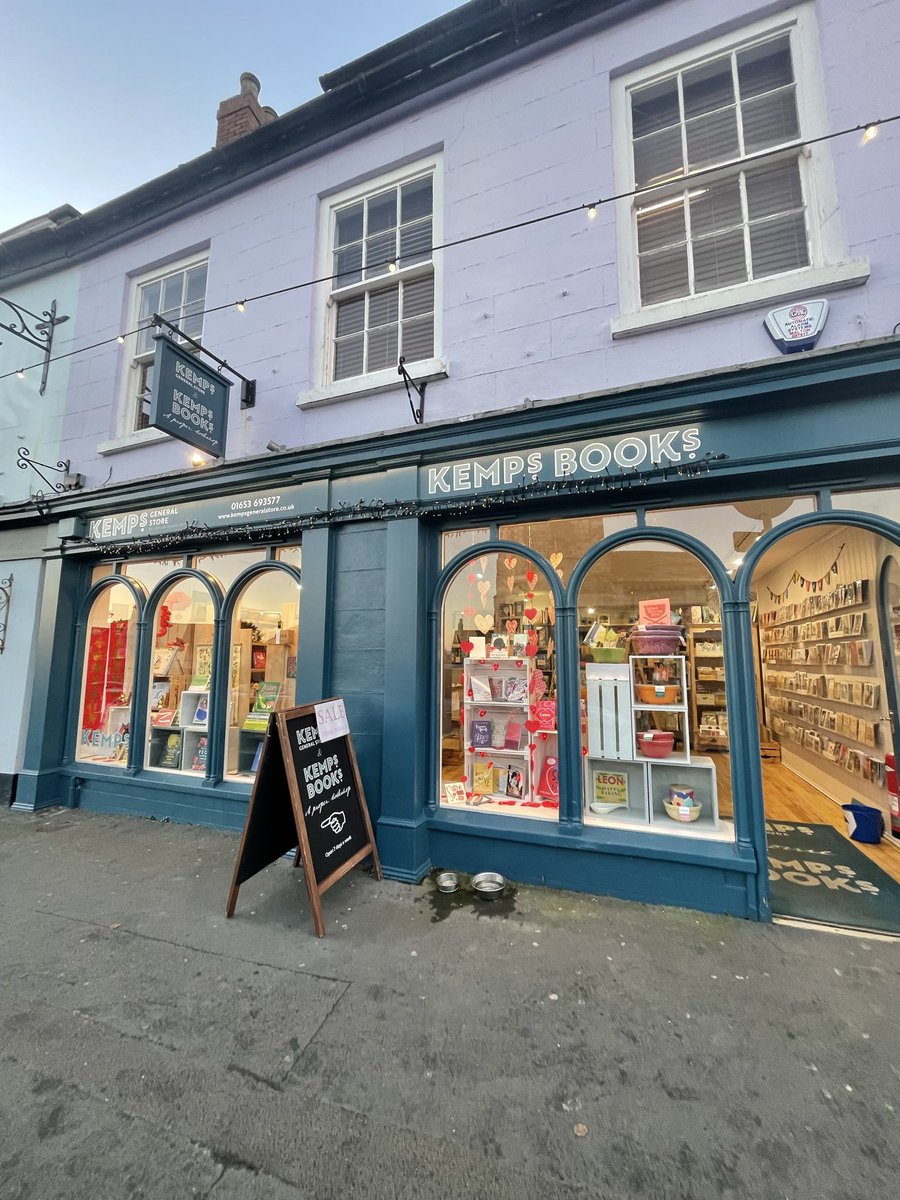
[216,73,277,148]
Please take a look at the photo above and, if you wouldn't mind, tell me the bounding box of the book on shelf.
[158,732,182,769]
[251,648,267,670]
[242,711,271,733]
[537,756,559,799]
[252,681,282,713]
[503,719,523,750]
[152,646,180,676]
[503,676,527,703]
[493,766,509,794]
[188,673,210,690]
[592,769,629,810]
[505,767,525,799]
[193,693,209,725]
[150,682,170,711]
[191,737,208,771]
[151,708,177,727]
[470,676,492,703]
[470,719,492,747]
[472,760,494,795]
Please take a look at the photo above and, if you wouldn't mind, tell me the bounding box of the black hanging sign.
[149,335,231,457]
[226,700,381,937]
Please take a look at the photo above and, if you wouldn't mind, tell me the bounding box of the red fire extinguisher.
[886,753,900,838]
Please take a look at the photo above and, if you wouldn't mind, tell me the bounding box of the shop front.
[14,342,900,925]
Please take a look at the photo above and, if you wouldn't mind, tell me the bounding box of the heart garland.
[504,555,517,569]
[477,580,492,605]
[549,552,563,568]
[474,614,494,634]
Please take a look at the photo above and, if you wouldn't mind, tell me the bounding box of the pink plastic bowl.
[636,731,675,759]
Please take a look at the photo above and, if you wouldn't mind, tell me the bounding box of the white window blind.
[630,33,809,306]
[330,173,434,382]
[132,262,208,430]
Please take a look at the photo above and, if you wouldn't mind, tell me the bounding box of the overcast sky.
[2,0,462,232]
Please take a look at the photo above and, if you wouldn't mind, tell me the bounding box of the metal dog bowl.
[471,871,506,900]
[435,870,459,894]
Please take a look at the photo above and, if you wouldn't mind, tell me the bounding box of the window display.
[225,570,300,778]
[439,550,557,819]
[76,582,138,765]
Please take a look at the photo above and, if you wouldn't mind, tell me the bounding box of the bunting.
[766,543,846,603]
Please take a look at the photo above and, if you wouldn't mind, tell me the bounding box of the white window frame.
[299,154,447,409]
[610,4,868,339]
[100,250,209,455]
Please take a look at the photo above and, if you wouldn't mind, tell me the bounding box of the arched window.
[577,539,734,837]
[76,582,139,766]
[146,576,219,774]
[439,550,558,820]
[224,569,301,778]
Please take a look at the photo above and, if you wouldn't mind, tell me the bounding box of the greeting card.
[503,719,523,750]
[505,767,525,799]
[536,756,559,799]
[503,676,528,703]
[473,760,494,795]
[471,719,493,747]
[470,676,493,702]
[444,782,467,805]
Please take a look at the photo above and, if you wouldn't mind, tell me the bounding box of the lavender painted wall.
[54,0,900,492]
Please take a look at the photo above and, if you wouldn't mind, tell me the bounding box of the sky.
[1,0,463,232]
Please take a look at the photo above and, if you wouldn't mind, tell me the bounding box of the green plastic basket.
[590,647,628,663]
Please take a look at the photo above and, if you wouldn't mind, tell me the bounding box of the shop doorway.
[751,523,900,935]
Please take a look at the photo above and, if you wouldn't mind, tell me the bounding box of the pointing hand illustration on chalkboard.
[321,811,346,836]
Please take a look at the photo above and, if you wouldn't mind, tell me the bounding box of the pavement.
[1,805,897,1200]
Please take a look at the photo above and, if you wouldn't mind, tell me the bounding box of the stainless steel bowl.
[471,871,506,899]
[435,870,459,894]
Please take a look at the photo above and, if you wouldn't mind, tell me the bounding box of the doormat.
[767,822,900,935]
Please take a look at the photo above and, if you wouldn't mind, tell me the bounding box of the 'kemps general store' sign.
[420,425,704,496]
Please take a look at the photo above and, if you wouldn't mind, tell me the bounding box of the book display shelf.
[227,632,295,777]
[760,578,888,788]
[583,657,729,839]
[687,625,729,751]
[446,658,559,820]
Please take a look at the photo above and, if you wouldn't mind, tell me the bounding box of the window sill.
[98,427,172,456]
[610,259,870,340]
[297,356,449,409]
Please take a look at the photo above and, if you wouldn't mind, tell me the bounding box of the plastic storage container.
[841,801,884,844]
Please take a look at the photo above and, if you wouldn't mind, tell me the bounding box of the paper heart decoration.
[506,575,515,591]
[480,751,486,757]
[479,709,487,717]
[549,552,563,568]
[466,573,476,584]
[556,568,564,579]
[526,569,537,586]
[466,689,473,698]
[524,644,537,657]
[527,592,534,600]
[464,606,476,618]
[516,660,524,668]
[541,732,548,741]
[467,745,474,753]
[524,607,538,621]
[492,663,500,672]
[479,556,488,573]
[548,607,555,624]
[506,620,518,635]
[528,743,536,751]
[474,614,494,634]
[504,555,517,569]
[525,719,540,732]
[460,640,474,654]
[477,580,492,604]
[582,746,588,756]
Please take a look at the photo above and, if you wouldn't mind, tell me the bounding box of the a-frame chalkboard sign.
[226,699,382,937]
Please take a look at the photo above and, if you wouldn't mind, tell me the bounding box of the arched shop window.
[76,582,140,765]
[146,575,220,774]
[122,557,183,593]
[577,539,735,839]
[439,550,558,820]
[195,549,267,591]
[224,569,301,779]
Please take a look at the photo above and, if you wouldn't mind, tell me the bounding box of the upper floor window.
[610,7,868,336]
[631,33,806,304]
[330,171,435,381]
[297,155,446,408]
[130,258,208,431]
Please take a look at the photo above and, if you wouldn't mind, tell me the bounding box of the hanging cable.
[2,113,896,386]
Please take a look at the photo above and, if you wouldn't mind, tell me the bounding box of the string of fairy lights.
[2,113,897,388]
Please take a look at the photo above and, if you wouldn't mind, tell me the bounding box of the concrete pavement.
[1,805,897,1200]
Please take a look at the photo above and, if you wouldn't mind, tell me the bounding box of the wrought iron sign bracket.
[152,314,256,408]
[16,447,85,513]
[0,573,11,654]
[398,356,426,424]
[0,297,69,395]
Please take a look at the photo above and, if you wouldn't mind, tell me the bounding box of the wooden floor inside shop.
[712,752,900,886]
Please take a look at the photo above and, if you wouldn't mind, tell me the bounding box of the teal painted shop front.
[14,342,900,923]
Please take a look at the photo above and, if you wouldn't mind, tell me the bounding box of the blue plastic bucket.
[841,802,884,845]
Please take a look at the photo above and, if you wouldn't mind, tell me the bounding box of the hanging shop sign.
[226,700,382,938]
[148,336,232,457]
[421,424,706,497]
